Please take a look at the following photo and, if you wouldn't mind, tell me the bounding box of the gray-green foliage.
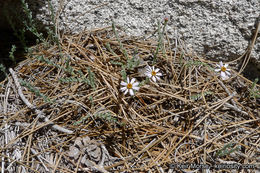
[179,52,184,65]
[66,67,96,90]
[112,21,128,59]
[0,64,7,77]
[59,71,96,90]
[65,56,75,75]
[120,65,127,81]
[153,19,168,63]
[21,0,45,44]
[126,55,140,70]
[73,115,89,126]
[110,56,140,82]
[36,55,96,90]
[46,0,61,50]
[71,68,96,90]
[249,78,260,99]
[37,55,75,75]
[20,79,53,103]
[73,111,122,126]
[9,45,17,64]
[88,96,94,107]
[7,0,59,54]
[86,67,96,90]
[190,91,213,101]
[110,22,141,82]
[94,112,119,124]
[110,59,123,66]
[216,143,240,157]
[105,43,119,60]
[185,60,214,71]
[139,77,150,87]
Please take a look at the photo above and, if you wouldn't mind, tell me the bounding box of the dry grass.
[0,26,259,173]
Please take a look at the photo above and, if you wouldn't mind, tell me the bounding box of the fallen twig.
[9,68,73,134]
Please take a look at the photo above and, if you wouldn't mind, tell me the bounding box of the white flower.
[120,77,140,96]
[145,66,163,82]
[215,61,231,80]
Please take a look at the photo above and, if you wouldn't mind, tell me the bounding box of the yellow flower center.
[151,71,156,76]
[127,83,133,89]
[221,66,226,72]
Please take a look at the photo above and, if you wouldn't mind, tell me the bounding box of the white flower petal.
[120,76,140,95]
[220,71,226,78]
[130,78,136,84]
[132,82,139,87]
[226,71,231,76]
[222,75,229,80]
[152,76,156,82]
[124,89,128,95]
[144,66,162,83]
[157,72,162,76]
[147,73,152,78]
[147,66,152,72]
[133,86,139,90]
[144,70,149,74]
[145,69,151,74]
[156,76,161,81]
[120,87,127,92]
[215,62,232,80]
[121,81,127,86]
[129,89,134,96]
[145,69,151,75]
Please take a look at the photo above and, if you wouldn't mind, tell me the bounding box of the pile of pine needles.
[0,25,259,172]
